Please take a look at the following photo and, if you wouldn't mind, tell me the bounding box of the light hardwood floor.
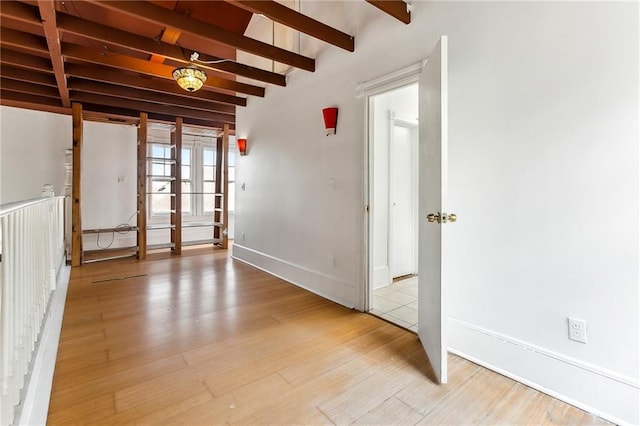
[48,247,610,425]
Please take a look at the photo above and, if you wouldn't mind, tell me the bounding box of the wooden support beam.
[56,13,286,87]
[365,1,411,24]
[214,135,223,243]
[65,63,246,107]
[81,103,234,131]
[69,91,235,125]
[0,27,49,55]
[37,0,70,107]
[149,27,181,64]
[171,118,183,255]
[0,64,57,87]
[222,124,230,249]
[0,48,53,73]
[89,0,316,72]
[67,79,236,116]
[71,103,83,266]
[0,78,61,98]
[61,44,265,97]
[227,0,354,52]
[0,1,41,25]
[0,91,68,115]
[137,112,148,260]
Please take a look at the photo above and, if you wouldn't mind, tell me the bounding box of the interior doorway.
[366,82,419,331]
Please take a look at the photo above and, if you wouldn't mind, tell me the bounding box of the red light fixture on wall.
[322,107,338,136]
[237,138,247,156]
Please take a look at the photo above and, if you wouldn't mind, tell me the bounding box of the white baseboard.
[232,244,356,309]
[448,317,640,426]
[16,261,70,426]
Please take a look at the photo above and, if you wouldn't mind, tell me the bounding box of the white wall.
[0,107,71,204]
[234,2,639,424]
[81,121,138,250]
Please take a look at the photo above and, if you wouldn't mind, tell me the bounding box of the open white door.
[418,36,450,384]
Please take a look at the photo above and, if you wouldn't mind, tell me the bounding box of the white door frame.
[358,61,425,312]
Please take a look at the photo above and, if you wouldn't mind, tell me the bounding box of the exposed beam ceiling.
[61,44,266,97]
[89,1,317,72]
[64,64,247,107]
[56,13,286,87]
[0,0,405,130]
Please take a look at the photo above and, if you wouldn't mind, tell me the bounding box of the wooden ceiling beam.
[0,27,49,55]
[0,77,61,99]
[67,79,236,116]
[0,48,53,73]
[64,63,246,107]
[365,1,411,25]
[81,103,235,130]
[0,89,64,109]
[226,0,354,52]
[69,92,236,124]
[56,13,286,87]
[61,44,265,97]
[88,0,316,72]
[37,0,70,107]
[0,1,41,26]
[0,65,58,87]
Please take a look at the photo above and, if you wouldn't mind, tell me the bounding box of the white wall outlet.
[329,255,335,268]
[241,232,245,241]
[568,317,587,344]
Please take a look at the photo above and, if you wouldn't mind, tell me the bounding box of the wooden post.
[221,124,230,249]
[213,135,223,244]
[137,112,148,259]
[71,103,83,266]
[171,117,182,254]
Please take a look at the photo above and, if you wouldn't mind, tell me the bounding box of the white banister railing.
[0,196,65,426]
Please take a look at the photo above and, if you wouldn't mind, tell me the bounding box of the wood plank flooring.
[48,246,610,425]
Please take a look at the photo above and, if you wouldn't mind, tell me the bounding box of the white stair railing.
[0,196,65,426]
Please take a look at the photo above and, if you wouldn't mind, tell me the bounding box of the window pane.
[151,145,164,158]
[182,165,190,178]
[182,148,191,165]
[203,182,216,213]
[203,165,215,181]
[228,152,235,167]
[152,163,164,176]
[181,181,192,214]
[228,167,235,182]
[203,148,215,166]
[150,181,172,214]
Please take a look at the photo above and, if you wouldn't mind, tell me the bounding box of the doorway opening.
[366,82,419,331]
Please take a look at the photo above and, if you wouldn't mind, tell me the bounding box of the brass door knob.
[447,213,457,223]
[427,213,441,223]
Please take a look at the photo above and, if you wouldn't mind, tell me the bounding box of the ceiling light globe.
[172,67,207,92]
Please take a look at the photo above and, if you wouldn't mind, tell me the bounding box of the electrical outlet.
[568,317,587,344]
[329,255,335,268]
[241,232,245,241]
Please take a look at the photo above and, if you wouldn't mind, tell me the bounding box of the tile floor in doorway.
[371,275,418,332]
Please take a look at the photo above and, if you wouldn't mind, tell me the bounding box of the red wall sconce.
[237,138,247,156]
[322,107,338,136]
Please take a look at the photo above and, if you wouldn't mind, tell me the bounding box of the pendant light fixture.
[172,66,207,92]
